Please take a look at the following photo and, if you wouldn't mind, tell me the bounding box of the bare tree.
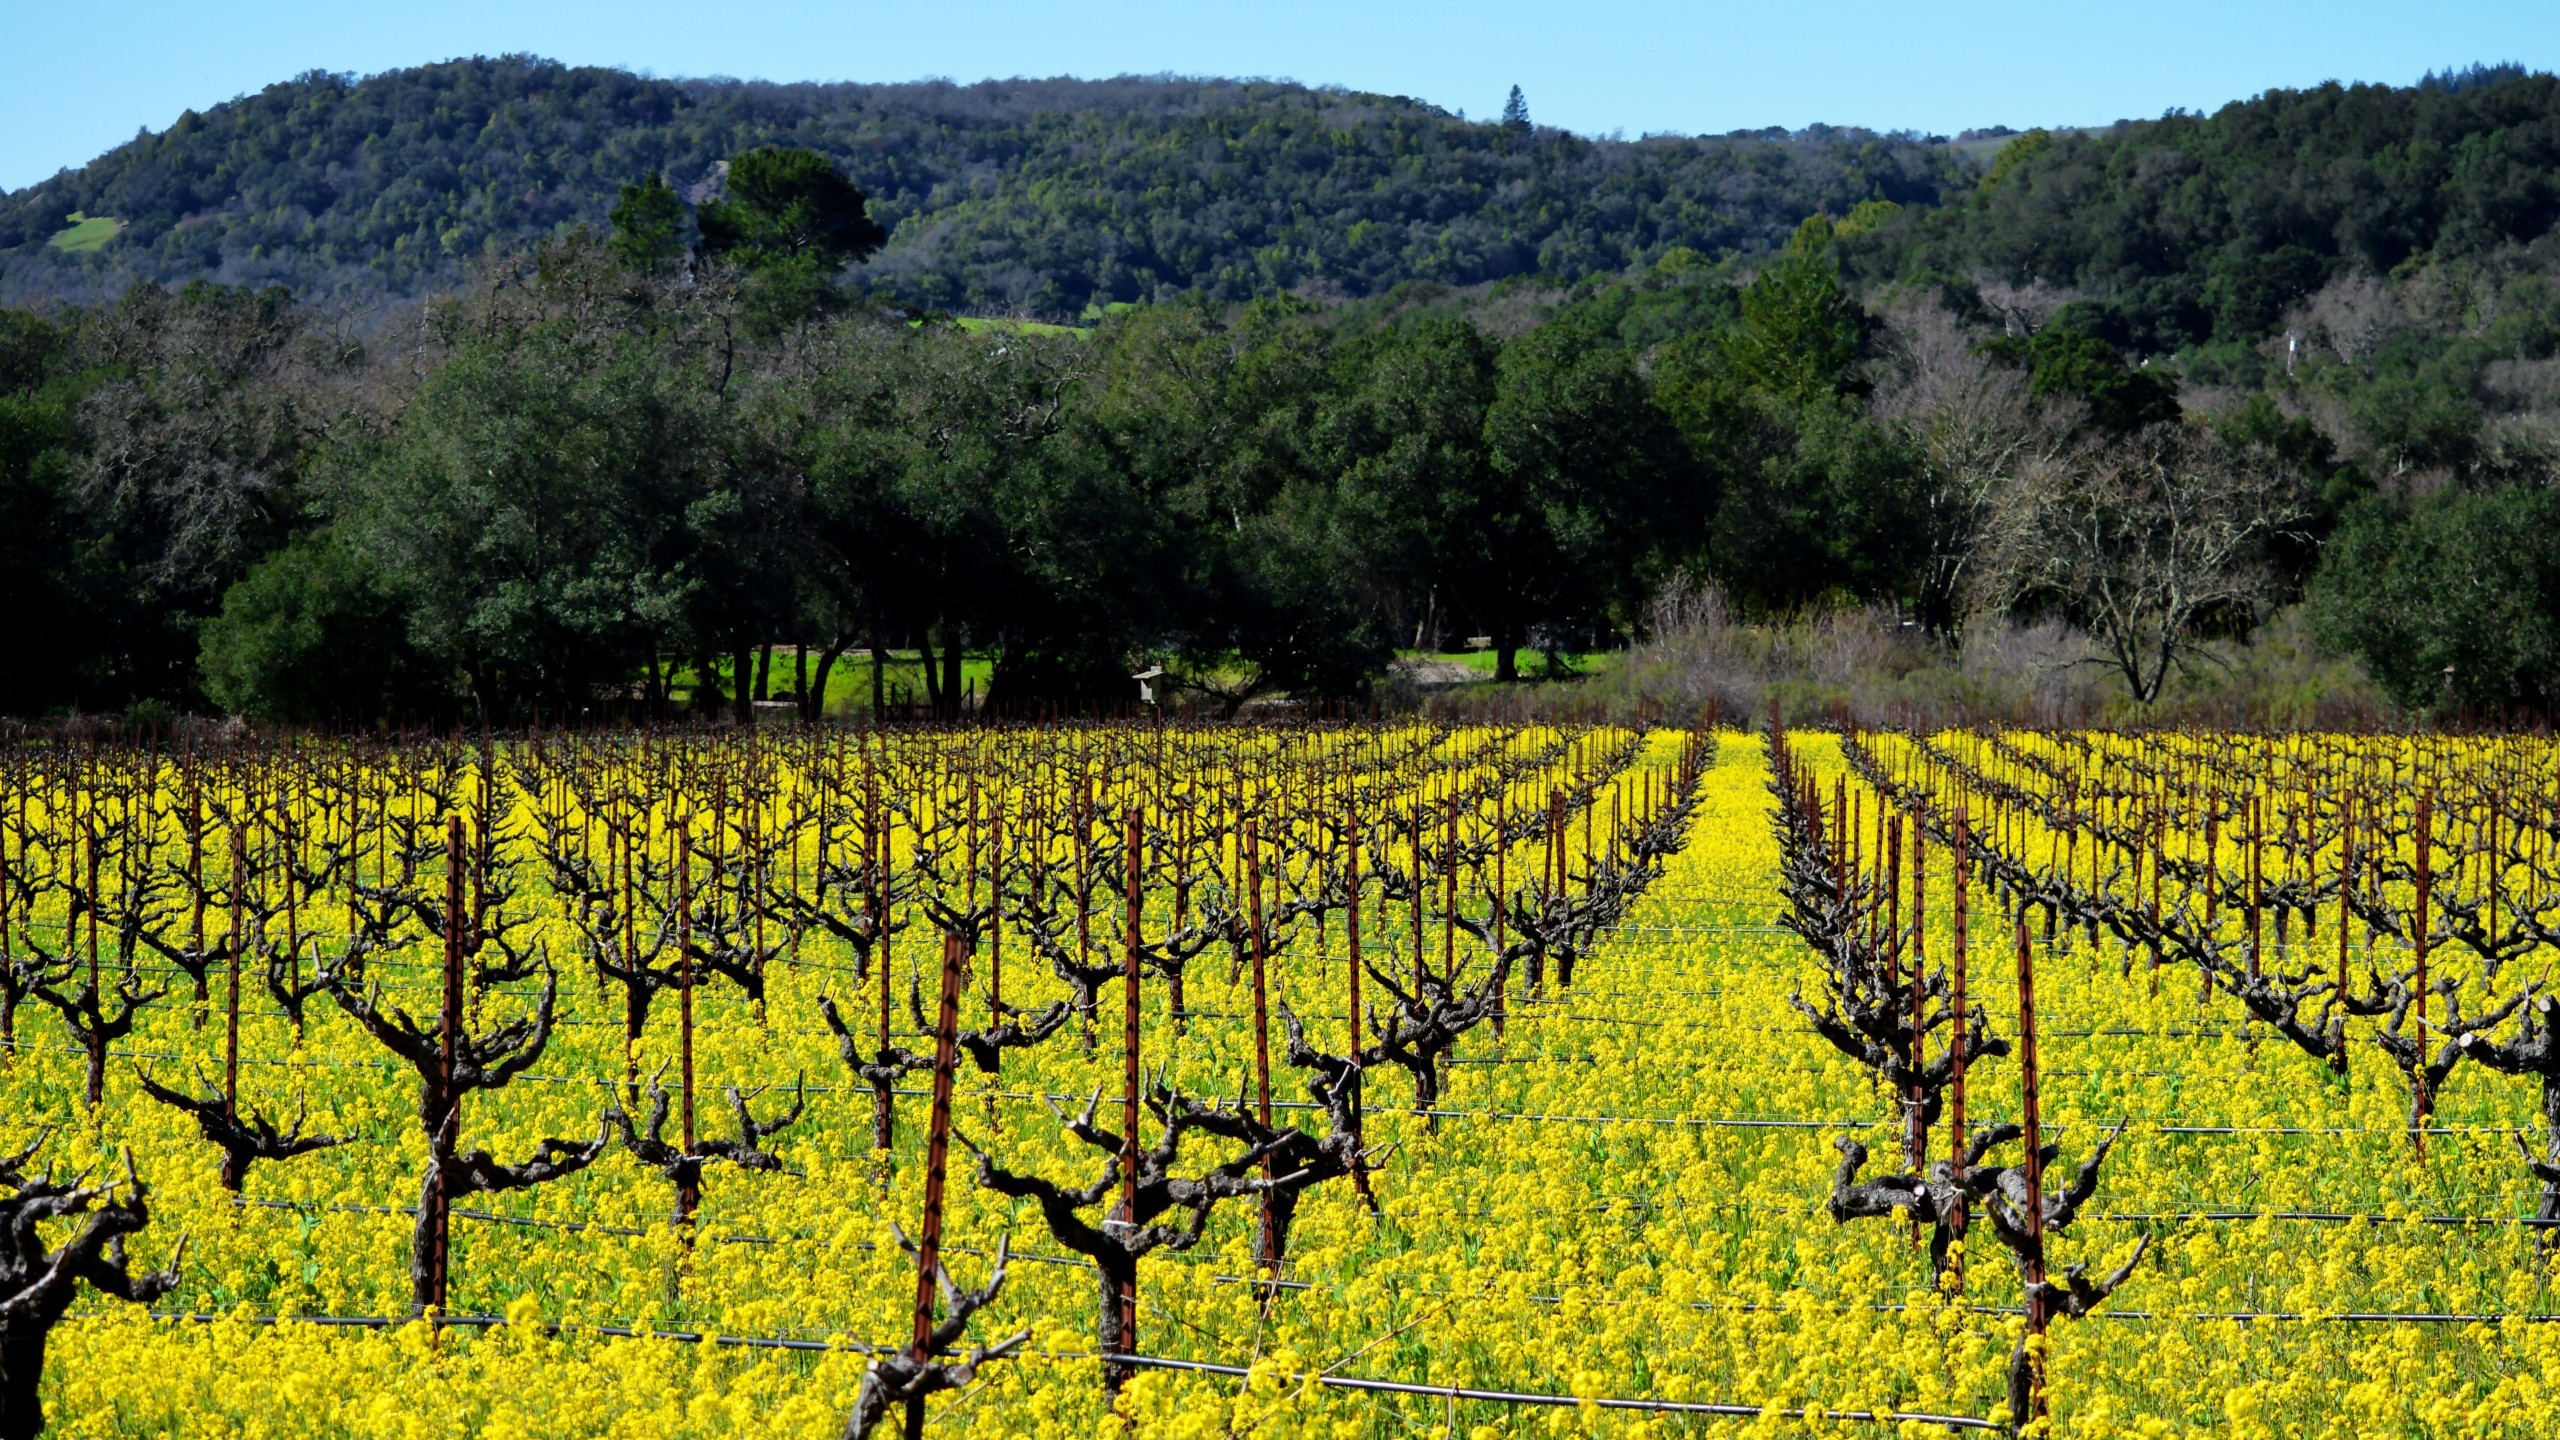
[134,1067,346,1193]
[842,1232,1027,1440]
[1,1140,185,1440]
[1975,424,2308,702]
[962,1079,1317,1389]
[1829,1125,2146,1427]
[1972,278,2079,338]
[1870,299,2069,632]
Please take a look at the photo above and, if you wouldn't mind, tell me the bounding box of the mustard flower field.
[5,721,2559,1437]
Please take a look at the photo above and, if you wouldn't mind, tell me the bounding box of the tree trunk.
[690,652,722,714]
[1494,645,1520,685]
[919,632,945,717]
[732,646,754,726]
[413,1150,450,1313]
[2,1313,57,1440]
[871,630,889,719]
[808,639,851,724]
[2539,1074,2560,1241]
[941,628,964,720]
[754,643,773,703]
[1096,1247,1137,1393]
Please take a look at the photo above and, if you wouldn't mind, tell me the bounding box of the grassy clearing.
[47,211,124,252]
[671,648,997,716]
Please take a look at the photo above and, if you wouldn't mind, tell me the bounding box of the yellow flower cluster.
[4,725,2557,1436]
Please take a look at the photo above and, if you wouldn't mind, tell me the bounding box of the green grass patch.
[47,212,124,252]
[1398,647,1611,681]
[951,315,1090,338]
[668,648,997,716]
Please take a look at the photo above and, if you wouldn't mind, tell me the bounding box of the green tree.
[1078,299,1373,709]
[1984,327,2180,433]
[1658,218,1914,615]
[608,174,688,272]
[1721,216,1864,403]
[0,309,93,714]
[325,235,714,720]
[2310,484,2560,716]
[1473,314,1690,680]
[198,528,441,725]
[697,148,887,332]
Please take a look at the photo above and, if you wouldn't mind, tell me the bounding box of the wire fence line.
[75,1310,2008,1430]
[21,1036,2536,1143]
[214,1193,2560,1329]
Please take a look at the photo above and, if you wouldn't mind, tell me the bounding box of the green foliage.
[197,528,441,725]
[1983,327,2180,432]
[2204,243,2332,342]
[1476,313,1694,675]
[694,148,886,333]
[1977,129,2051,191]
[0,59,1964,320]
[2310,483,2560,715]
[696,147,885,271]
[1854,72,2560,353]
[0,313,90,714]
[1699,392,1921,614]
[1722,217,1865,403]
[607,176,688,272]
[324,235,713,716]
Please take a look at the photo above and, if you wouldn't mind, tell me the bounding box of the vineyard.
[5,718,2560,1437]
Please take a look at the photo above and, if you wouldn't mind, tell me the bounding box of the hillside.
[1847,64,2560,360]
[0,56,1964,319]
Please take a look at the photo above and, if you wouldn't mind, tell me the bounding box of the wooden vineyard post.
[876,798,897,1151]
[1441,793,1458,984]
[2016,911,2049,1427]
[188,774,205,1028]
[1246,820,1279,1277]
[1079,776,1096,1048]
[675,815,699,1223]
[2338,801,2354,998]
[1906,816,1926,1173]
[2413,788,2434,1151]
[283,805,303,1045]
[1948,805,1970,1294]
[424,813,466,1314]
[1409,802,1425,986]
[1884,814,1902,995]
[621,811,642,1100]
[904,931,968,1440]
[2148,813,2164,998]
[1345,810,1374,1207]
[988,803,1004,1028]
[225,822,244,1128]
[1112,808,1143,1396]
[2248,795,2263,983]
[82,824,103,1103]
[2198,804,2219,1003]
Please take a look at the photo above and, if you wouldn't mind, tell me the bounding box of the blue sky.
[7,0,2556,192]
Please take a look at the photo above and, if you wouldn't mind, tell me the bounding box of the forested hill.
[0,56,1963,319]
[1847,64,2560,358]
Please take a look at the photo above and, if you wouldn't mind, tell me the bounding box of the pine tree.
[1500,85,1530,132]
